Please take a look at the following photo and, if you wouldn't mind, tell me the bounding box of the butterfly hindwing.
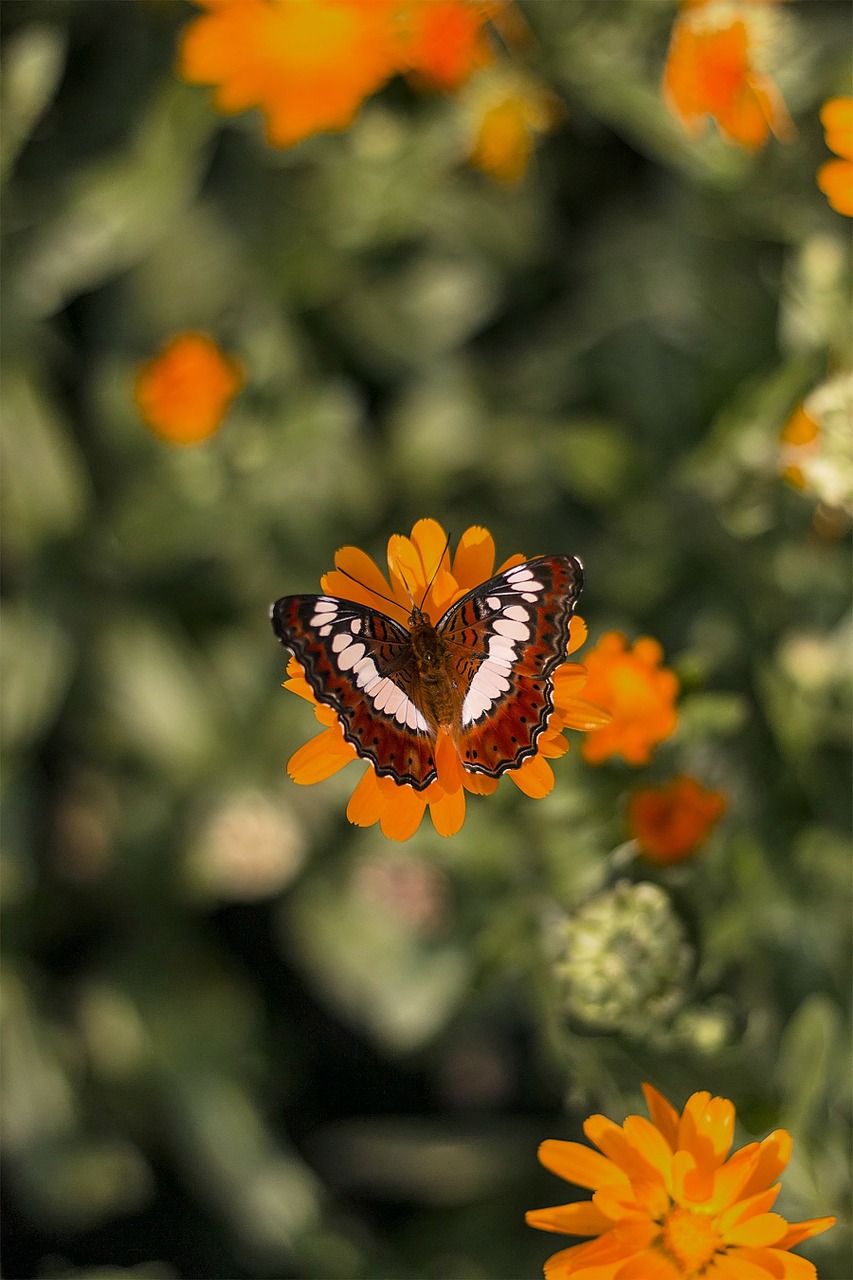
[438,555,583,777]
[271,594,439,789]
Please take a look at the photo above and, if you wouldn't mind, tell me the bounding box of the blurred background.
[1,1,850,1276]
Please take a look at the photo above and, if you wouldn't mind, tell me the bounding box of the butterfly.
[271,554,583,792]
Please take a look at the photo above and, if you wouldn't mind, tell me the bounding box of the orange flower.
[282,520,609,840]
[527,1082,836,1279]
[779,401,820,491]
[662,1,792,149]
[628,776,726,864]
[579,633,679,766]
[468,73,560,183]
[817,96,853,217]
[177,0,500,148]
[133,331,244,444]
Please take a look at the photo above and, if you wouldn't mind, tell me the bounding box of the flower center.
[660,1205,724,1275]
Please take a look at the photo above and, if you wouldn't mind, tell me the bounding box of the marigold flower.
[133,331,244,444]
[282,520,609,840]
[579,633,679,766]
[178,0,500,148]
[467,72,560,183]
[628,776,727,864]
[817,96,853,216]
[779,374,853,517]
[662,0,793,149]
[527,1083,836,1279]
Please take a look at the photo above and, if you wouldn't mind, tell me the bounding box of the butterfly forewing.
[271,595,439,789]
[437,555,583,777]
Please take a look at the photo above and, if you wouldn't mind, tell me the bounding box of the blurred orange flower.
[282,520,609,840]
[134,331,244,444]
[628,775,726,864]
[662,0,792,149]
[178,0,500,148]
[817,96,853,216]
[527,1082,835,1279]
[580,632,679,766]
[468,74,559,183]
[779,401,820,491]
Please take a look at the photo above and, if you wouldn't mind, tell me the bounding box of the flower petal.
[642,1084,679,1151]
[679,1091,735,1170]
[428,783,466,837]
[345,767,384,828]
[435,729,464,793]
[378,782,428,841]
[739,1131,792,1200]
[567,615,588,655]
[726,1248,817,1279]
[537,1139,628,1191]
[725,1213,789,1248]
[525,1200,613,1237]
[509,752,554,798]
[777,1215,836,1249]
[451,525,495,588]
[287,726,356,783]
[462,770,499,795]
[614,1249,682,1280]
[322,546,399,614]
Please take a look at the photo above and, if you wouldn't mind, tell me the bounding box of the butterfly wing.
[271,595,439,790]
[437,554,583,777]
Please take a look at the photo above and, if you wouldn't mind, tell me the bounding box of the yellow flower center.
[660,1205,723,1275]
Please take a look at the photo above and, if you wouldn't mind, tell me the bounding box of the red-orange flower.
[628,776,726,864]
[133,331,244,444]
[281,520,609,840]
[177,0,500,148]
[579,633,679,766]
[817,96,853,217]
[662,1,792,149]
[527,1082,835,1279]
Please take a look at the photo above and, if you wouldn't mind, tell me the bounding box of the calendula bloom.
[527,1083,836,1279]
[817,96,853,216]
[779,374,853,517]
[178,0,499,148]
[662,0,793,149]
[133,331,244,444]
[579,633,679,766]
[282,520,609,840]
[467,71,560,183]
[628,776,727,864]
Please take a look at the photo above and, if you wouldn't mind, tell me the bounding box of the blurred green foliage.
[1,1,850,1277]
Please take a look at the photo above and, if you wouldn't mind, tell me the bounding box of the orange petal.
[642,1084,680,1151]
[739,1130,792,1199]
[283,674,317,703]
[451,525,495,588]
[435,729,464,793]
[717,1185,781,1233]
[614,1250,682,1280]
[820,95,853,160]
[462,769,499,795]
[345,767,384,828]
[537,1139,628,1191]
[287,725,357,784]
[817,157,853,217]
[428,783,466,837]
[496,552,527,572]
[567,614,588,655]
[559,697,613,731]
[509,752,554,798]
[378,783,428,841]
[622,1115,675,1183]
[724,1213,788,1248]
[322,545,399,614]
[538,731,570,760]
[722,1248,816,1280]
[552,663,588,698]
[777,1216,837,1249]
[525,1200,612,1236]
[678,1091,735,1170]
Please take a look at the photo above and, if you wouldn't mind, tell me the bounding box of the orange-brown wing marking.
[437,555,583,778]
[271,594,438,790]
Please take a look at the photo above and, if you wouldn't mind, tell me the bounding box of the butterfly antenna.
[333,565,409,620]
[417,531,452,610]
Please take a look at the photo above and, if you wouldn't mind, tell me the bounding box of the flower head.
[133,331,244,444]
[579,633,679,766]
[662,0,793,149]
[817,96,853,217]
[779,374,853,518]
[527,1083,835,1279]
[178,0,499,148]
[467,71,560,183]
[282,520,608,840]
[628,776,727,864]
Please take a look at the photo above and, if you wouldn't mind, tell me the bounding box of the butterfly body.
[272,554,583,791]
